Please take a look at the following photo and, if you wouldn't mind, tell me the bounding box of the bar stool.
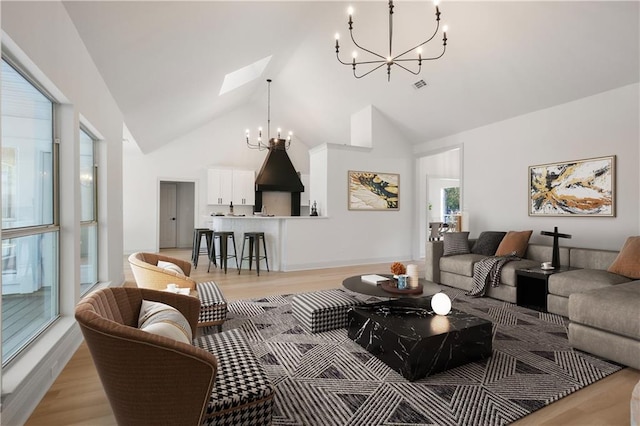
[210,231,238,274]
[192,228,213,269]
[239,232,270,276]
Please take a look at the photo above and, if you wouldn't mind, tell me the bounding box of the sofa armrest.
[426,241,444,283]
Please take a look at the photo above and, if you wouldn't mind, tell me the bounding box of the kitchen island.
[204,215,327,272]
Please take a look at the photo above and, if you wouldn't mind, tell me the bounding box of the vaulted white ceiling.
[63,1,639,154]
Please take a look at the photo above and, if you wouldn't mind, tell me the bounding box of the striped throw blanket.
[467,253,520,297]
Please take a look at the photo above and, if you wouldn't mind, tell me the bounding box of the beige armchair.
[128,252,197,290]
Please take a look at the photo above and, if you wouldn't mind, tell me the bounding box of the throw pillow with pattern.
[443,232,471,256]
[138,300,192,344]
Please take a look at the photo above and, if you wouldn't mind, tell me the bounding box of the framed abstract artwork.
[529,155,615,217]
[348,170,399,210]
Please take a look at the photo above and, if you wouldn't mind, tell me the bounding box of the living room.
[0,1,639,425]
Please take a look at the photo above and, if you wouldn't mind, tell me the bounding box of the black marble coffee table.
[347,297,492,381]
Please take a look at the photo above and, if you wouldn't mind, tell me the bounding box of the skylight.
[219,55,272,96]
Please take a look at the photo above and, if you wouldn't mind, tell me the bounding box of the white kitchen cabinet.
[208,168,255,206]
[232,169,255,206]
[300,173,310,206]
[207,168,233,205]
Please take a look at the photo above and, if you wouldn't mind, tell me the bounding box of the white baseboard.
[283,256,415,272]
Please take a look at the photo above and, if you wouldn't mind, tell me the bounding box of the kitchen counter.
[203,215,327,271]
[207,215,327,220]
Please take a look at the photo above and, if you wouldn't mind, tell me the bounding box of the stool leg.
[193,233,202,268]
[238,236,247,274]
[192,231,198,263]
[248,237,255,272]
[207,237,217,272]
[230,234,239,270]
[254,236,260,276]
[220,236,228,274]
[261,235,270,272]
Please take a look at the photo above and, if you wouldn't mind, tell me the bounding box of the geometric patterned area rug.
[220,287,622,426]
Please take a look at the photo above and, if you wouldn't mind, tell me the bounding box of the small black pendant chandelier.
[245,79,292,151]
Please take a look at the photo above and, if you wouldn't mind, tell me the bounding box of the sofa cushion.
[495,230,533,257]
[569,281,640,340]
[138,300,192,344]
[440,253,486,277]
[471,231,506,256]
[569,248,619,270]
[443,232,470,256]
[499,259,540,286]
[548,269,631,297]
[608,236,640,279]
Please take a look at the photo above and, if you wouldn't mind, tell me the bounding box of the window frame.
[79,125,99,293]
[1,56,60,366]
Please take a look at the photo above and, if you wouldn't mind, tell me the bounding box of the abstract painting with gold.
[348,171,399,210]
[529,156,615,216]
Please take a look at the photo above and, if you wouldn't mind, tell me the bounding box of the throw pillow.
[495,230,533,258]
[471,231,507,256]
[443,232,470,256]
[138,300,192,344]
[608,236,640,279]
[157,260,185,276]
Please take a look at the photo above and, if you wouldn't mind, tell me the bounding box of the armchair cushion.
[157,260,186,276]
[139,300,192,344]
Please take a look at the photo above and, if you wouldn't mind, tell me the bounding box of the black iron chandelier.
[246,79,292,151]
[334,0,448,81]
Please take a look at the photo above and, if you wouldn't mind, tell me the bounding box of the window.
[79,128,98,294]
[442,186,460,228]
[1,59,59,365]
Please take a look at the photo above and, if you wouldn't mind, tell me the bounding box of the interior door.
[159,182,177,248]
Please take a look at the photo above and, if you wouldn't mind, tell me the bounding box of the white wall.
[123,104,310,253]
[416,83,640,251]
[286,108,415,270]
[1,1,125,424]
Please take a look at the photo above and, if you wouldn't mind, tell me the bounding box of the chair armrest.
[425,241,444,283]
[139,288,201,335]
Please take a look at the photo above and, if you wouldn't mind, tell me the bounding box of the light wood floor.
[25,249,639,425]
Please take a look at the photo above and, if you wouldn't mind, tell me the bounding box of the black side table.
[516,266,576,312]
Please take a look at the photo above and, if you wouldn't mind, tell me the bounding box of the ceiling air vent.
[412,79,427,90]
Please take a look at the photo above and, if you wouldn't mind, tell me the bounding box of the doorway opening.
[159,181,195,249]
[417,147,462,258]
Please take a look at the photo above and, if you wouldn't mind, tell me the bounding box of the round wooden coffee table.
[342,274,441,299]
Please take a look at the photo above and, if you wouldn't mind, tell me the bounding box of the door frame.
[156,177,200,252]
[159,182,178,249]
[414,145,463,261]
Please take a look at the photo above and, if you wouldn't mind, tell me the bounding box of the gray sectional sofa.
[425,238,640,370]
[425,239,568,304]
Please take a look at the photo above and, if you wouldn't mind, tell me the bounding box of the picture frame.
[529,155,615,217]
[348,170,399,211]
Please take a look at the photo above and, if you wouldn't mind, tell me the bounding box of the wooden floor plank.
[24,249,640,425]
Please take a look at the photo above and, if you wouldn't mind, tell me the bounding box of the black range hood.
[254,139,304,215]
